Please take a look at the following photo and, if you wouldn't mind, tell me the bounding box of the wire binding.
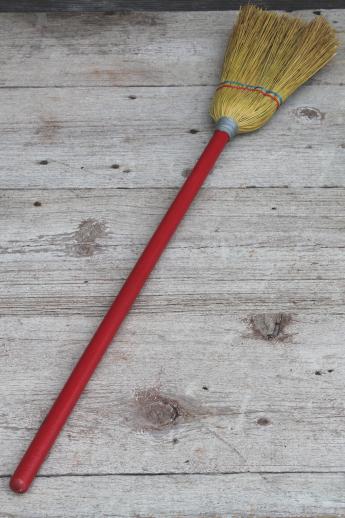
[217,80,283,108]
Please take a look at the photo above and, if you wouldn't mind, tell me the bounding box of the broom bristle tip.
[210,5,338,134]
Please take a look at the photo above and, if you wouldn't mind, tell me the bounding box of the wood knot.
[128,387,232,433]
[133,388,181,430]
[73,218,107,257]
[248,313,292,342]
[293,106,324,123]
[143,400,178,427]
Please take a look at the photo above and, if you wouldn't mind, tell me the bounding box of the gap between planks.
[2,471,345,478]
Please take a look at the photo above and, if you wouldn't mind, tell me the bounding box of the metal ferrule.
[215,117,238,139]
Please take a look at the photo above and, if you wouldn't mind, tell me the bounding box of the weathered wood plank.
[2,0,345,12]
[1,188,345,316]
[1,190,345,477]
[0,84,344,189]
[2,473,345,517]
[2,312,345,477]
[0,11,343,87]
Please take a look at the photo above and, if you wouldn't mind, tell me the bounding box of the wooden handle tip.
[9,475,29,494]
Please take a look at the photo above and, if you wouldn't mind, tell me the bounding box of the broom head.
[210,5,338,135]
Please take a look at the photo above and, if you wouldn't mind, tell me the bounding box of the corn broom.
[10,5,338,493]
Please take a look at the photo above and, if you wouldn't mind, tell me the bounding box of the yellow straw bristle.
[210,5,338,134]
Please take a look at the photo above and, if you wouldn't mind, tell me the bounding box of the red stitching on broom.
[216,83,280,108]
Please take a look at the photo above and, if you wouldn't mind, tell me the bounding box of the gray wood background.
[1,9,345,517]
[1,1,345,12]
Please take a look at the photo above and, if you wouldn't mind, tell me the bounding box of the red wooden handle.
[10,129,229,493]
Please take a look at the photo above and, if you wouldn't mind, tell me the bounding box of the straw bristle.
[210,5,338,134]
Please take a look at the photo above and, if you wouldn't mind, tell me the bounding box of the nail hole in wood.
[111,164,120,169]
[182,168,191,178]
[189,129,199,134]
[257,417,270,426]
[39,160,48,165]
[33,201,42,207]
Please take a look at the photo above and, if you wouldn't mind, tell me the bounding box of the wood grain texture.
[1,188,345,315]
[2,311,345,477]
[0,85,345,189]
[0,11,343,88]
[1,8,345,516]
[2,473,345,517]
[1,0,345,12]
